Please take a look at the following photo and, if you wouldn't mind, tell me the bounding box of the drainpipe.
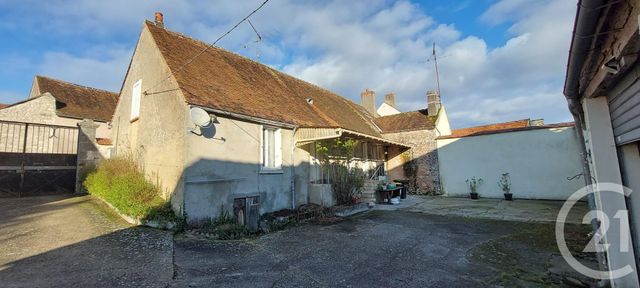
[563,0,608,280]
[291,126,298,209]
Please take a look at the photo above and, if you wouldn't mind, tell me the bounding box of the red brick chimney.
[154,12,164,28]
[360,89,376,116]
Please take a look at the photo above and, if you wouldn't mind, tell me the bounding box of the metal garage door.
[609,77,640,145]
[0,120,78,197]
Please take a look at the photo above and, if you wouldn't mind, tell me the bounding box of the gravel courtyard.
[173,210,595,287]
[0,195,174,288]
[1,195,595,287]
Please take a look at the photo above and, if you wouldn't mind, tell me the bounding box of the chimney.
[360,89,376,116]
[427,90,441,116]
[154,12,164,28]
[529,119,544,126]
[384,92,396,108]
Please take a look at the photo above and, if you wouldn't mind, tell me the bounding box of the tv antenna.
[432,42,441,95]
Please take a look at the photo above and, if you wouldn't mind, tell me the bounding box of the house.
[0,75,118,140]
[376,92,401,116]
[436,119,584,200]
[111,15,450,224]
[563,0,640,286]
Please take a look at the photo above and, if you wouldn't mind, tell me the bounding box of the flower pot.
[470,192,479,200]
[504,193,513,201]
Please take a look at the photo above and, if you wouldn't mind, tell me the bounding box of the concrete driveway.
[173,210,596,287]
[0,194,173,288]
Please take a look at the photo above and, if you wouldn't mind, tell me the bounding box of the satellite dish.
[190,107,213,128]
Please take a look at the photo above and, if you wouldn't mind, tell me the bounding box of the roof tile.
[144,21,381,136]
[35,76,118,122]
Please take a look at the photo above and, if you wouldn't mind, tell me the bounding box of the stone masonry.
[383,129,441,195]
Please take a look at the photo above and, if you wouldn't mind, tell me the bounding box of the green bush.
[84,157,174,220]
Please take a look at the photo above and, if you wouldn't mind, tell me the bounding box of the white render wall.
[437,126,584,200]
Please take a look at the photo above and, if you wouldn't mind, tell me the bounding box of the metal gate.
[0,120,78,197]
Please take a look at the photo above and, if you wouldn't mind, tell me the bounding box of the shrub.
[84,157,174,220]
[326,163,365,205]
[315,139,366,206]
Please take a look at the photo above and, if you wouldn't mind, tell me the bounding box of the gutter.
[563,0,605,102]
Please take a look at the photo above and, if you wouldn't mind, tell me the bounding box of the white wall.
[437,126,584,200]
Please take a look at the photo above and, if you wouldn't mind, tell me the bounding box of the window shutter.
[131,80,142,120]
[275,129,282,168]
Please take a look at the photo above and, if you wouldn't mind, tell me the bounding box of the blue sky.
[0,0,577,128]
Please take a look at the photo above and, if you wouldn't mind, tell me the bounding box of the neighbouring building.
[376,92,401,116]
[356,89,452,194]
[436,119,584,200]
[563,1,640,286]
[0,75,118,140]
[111,15,440,225]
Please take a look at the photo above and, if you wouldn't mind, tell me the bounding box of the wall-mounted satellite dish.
[190,107,213,128]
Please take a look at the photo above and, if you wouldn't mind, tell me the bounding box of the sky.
[0,0,577,128]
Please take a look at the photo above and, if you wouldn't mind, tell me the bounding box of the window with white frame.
[262,127,282,170]
[130,80,142,120]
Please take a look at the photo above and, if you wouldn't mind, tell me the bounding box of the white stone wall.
[0,93,111,139]
[437,126,583,200]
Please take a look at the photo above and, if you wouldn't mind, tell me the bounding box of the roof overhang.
[295,127,411,149]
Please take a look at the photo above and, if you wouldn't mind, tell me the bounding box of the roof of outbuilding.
[438,119,575,139]
[0,103,8,109]
[35,76,119,122]
[373,109,436,133]
[144,21,381,136]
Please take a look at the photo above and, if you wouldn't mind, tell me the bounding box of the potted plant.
[465,177,483,199]
[498,173,512,201]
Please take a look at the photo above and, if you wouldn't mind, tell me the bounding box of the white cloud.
[0,0,577,127]
[38,46,131,92]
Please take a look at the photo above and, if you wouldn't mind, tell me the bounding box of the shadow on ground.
[172,210,596,287]
[0,194,173,288]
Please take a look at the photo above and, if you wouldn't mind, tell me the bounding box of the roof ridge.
[36,75,118,95]
[144,21,364,107]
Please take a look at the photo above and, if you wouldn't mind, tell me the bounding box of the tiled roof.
[374,109,436,133]
[35,76,119,122]
[96,138,113,145]
[144,21,381,136]
[0,103,8,109]
[439,120,575,139]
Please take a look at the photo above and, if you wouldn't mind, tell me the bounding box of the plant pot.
[470,192,479,200]
[504,193,513,201]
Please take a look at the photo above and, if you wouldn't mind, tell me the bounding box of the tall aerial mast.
[433,42,441,95]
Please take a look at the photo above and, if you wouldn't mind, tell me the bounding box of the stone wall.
[75,120,102,193]
[383,129,440,194]
[0,92,112,138]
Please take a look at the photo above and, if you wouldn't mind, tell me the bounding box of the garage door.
[0,120,78,197]
[609,77,640,145]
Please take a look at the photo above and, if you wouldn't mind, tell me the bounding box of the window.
[130,80,142,120]
[262,127,282,170]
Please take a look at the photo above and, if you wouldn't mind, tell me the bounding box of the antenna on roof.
[432,42,441,96]
[243,19,263,59]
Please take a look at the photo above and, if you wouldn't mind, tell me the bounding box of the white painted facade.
[434,106,452,137]
[376,102,400,116]
[437,126,584,200]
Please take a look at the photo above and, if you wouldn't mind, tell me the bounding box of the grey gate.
[0,120,78,197]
